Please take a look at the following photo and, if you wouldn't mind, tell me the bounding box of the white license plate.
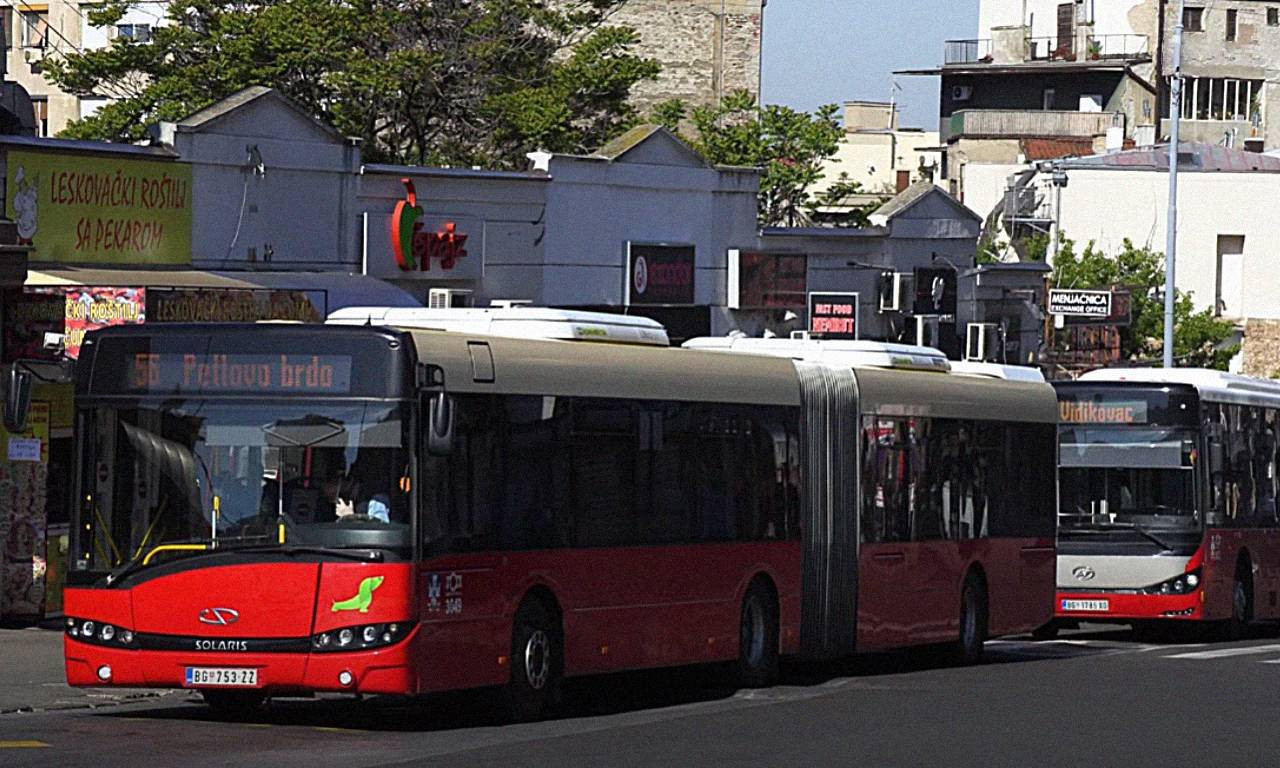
[184,667,258,688]
[1060,599,1110,612]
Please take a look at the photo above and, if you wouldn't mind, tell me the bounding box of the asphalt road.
[3,625,1280,767]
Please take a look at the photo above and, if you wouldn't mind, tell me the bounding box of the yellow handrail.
[141,543,208,565]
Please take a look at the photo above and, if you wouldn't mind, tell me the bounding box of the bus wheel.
[503,598,563,722]
[736,580,779,688]
[201,690,266,720]
[1227,564,1253,641]
[956,575,988,665]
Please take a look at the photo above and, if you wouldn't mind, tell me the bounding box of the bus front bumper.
[63,631,421,696]
[1055,590,1203,621]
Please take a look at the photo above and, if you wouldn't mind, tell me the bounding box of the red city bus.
[58,318,1056,718]
[1050,369,1280,637]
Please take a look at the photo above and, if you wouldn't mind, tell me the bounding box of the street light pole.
[1163,0,1186,368]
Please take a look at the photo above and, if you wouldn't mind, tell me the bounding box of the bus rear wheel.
[736,580,780,688]
[503,598,563,723]
[201,690,266,720]
[955,575,988,665]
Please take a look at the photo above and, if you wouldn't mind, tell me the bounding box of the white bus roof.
[327,306,670,347]
[682,337,951,373]
[1075,367,1280,407]
[948,360,1047,383]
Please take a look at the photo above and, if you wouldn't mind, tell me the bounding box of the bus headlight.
[1142,569,1203,595]
[312,622,413,653]
[65,618,139,649]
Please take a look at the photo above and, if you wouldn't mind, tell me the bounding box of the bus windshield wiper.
[105,538,215,585]
[1061,521,1174,551]
[223,542,385,562]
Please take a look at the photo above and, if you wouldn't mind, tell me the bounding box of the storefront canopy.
[23,268,421,315]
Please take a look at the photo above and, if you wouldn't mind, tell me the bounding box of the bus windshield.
[78,400,412,573]
[1058,426,1199,532]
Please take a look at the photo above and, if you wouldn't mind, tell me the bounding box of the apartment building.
[1165,1,1280,149]
[2,0,164,136]
[810,100,941,215]
[900,0,1157,199]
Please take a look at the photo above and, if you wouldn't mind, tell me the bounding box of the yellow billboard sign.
[6,150,192,265]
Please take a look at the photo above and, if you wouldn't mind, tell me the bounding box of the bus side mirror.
[427,391,455,457]
[3,366,32,433]
[1208,439,1225,475]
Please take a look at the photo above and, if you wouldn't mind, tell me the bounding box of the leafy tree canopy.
[1052,235,1238,369]
[653,91,875,227]
[46,0,659,167]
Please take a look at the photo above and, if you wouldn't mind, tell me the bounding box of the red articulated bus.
[59,313,1056,719]
[1050,368,1280,638]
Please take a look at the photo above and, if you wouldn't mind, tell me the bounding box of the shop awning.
[24,267,420,314]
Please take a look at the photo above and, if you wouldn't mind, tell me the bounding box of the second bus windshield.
[1059,426,1198,530]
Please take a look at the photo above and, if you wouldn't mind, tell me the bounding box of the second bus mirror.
[427,391,455,457]
[3,366,32,433]
[1208,440,1225,475]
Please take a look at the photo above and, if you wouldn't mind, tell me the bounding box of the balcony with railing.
[943,33,1149,66]
[948,110,1125,141]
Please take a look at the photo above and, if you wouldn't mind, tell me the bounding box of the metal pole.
[1050,163,1062,261]
[1163,0,1185,368]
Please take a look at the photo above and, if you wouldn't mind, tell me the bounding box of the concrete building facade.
[610,0,765,114]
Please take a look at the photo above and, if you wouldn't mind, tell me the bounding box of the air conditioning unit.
[952,85,973,102]
[427,288,473,309]
[915,315,937,348]
[965,323,999,362]
[23,47,44,64]
[878,272,907,312]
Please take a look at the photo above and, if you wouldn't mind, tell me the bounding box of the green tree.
[653,91,847,227]
[1052,237,1238,369]
[45,0,659,167]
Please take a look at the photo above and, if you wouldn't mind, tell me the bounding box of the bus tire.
[736,579,780,688]
[956,575,988,665]
[503,597,563,723]
[1226,559,1253,641]
[202,690,266,720]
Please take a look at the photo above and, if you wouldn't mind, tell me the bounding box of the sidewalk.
[0,625,186,714]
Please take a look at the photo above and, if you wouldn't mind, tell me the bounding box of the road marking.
[1164,643,1280,660]
[0,740,50,748]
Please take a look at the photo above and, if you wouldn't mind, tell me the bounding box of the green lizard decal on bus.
[331,576,384,613]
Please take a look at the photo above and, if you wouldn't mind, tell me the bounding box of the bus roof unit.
[1076,367,1280,406]
[682,337,951,373]
[948,361,1046,383]
[327,306,670,347]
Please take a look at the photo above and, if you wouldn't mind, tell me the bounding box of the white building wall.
[813,130,942,200]
[539,156,759,308]
[977,0,1147,41]
[1043,168,1280,320]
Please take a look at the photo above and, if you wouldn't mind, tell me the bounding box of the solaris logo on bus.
[390,178,468,272]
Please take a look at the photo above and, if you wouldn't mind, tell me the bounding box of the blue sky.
[761,0,979,129]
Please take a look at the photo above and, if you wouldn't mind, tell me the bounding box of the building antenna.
[888,79,902,129]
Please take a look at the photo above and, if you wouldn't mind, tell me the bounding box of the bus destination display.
[128,353,354,394]
[1059,399,1149,425]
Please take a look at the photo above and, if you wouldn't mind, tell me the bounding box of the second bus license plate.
[1061,599,1109,612]
[184,667,258,687]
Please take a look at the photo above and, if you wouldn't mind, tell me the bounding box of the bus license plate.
[1061,599,1109,612]
[184,667,258,687]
